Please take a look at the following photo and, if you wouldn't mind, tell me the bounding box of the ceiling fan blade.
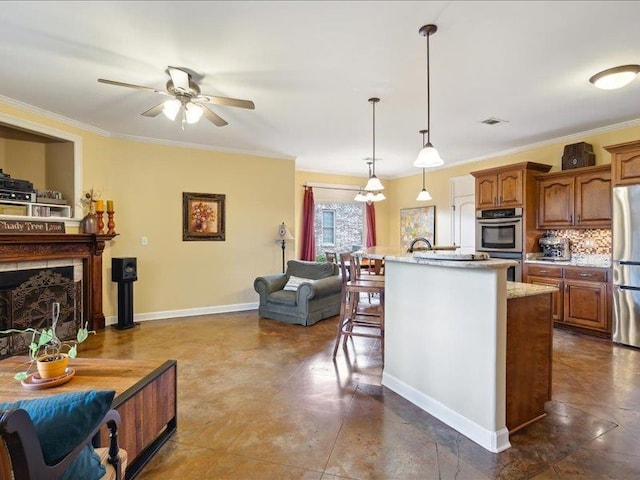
[198,94,255,110]
[141,103,165,117]
[98,78,166,95]
[201,105,228,127]
[168,66,190,93]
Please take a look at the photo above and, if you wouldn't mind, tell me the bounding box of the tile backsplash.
[547,229,611,255]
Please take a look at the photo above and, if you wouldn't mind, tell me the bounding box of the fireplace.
[0,266,83,358]
[0,233,116,333]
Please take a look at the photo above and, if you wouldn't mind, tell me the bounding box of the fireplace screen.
[0,267,82,358]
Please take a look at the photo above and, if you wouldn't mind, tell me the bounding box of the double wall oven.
[476,208,523,282]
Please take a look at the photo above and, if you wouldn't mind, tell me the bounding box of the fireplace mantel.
[0,233,117,330]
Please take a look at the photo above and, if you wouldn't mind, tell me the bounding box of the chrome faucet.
[408,237,433,252]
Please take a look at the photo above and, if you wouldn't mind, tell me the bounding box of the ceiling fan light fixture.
[162,99,181,120]
[589,64,640,90]
[185,103,203,124]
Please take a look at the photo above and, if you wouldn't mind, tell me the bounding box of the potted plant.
[0,302,95,381]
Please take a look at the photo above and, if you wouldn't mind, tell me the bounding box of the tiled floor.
[82,312,640,479]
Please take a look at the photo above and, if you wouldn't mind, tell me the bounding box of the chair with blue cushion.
[0,390,126,480]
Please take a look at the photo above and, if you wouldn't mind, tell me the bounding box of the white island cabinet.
[382,254,517,453]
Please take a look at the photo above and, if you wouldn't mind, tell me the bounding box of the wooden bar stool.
[333,254,385,363]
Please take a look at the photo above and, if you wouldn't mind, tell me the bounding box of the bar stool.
[333,253,385,363]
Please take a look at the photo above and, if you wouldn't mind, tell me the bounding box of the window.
[321,210,335,245]
[313,201,364,259]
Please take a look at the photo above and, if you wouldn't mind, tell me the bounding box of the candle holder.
[107,211,116,235]
[96,210,105,234]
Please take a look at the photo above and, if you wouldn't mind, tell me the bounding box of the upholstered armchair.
[254,259,343,326]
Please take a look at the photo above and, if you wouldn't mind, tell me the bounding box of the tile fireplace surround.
[0,233,116,332]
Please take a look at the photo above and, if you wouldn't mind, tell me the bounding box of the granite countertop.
[507,281,559,299]
[386,253,518,270]
[524,253,611,268]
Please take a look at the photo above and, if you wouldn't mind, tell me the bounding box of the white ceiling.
[0,1,639,179]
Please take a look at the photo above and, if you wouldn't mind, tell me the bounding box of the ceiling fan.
[97,66,255,127]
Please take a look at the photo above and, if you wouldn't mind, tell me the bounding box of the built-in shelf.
[0,199,72,219]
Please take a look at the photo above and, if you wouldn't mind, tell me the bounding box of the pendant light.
[364,97,384,192]
[355,161,385,203]
[414,24,444,168]
[416,129,433,201]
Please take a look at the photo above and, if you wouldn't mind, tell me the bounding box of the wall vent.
[481,117,508,125]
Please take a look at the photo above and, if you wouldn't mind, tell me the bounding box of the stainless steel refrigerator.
[612,185,640,348]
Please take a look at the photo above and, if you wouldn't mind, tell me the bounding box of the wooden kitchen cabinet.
[525,264,610,336]
[526,264,563,322]
[471,162,552,210]
[605,139,640,186]
[537,164,611,228]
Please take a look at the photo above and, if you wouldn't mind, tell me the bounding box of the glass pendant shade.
[354,191,367,202]
[589,65,640,90]
[414,142,444,168]
[371,191,386,202]
[162,99,181,120]
[416,188,432,201]
[364,174,384,191]
[185,103,204,124]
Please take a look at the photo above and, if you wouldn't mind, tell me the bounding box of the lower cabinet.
[526,264,611,336]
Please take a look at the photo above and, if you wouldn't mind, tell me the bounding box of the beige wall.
[0,102,295,320]
[5,140,46,189]
[387,124,640,248]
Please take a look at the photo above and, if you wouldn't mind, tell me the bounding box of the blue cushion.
[0,390,115,480]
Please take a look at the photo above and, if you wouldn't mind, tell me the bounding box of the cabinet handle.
[578,273,592,278]
[569,214,572,223]
[539,270,548,274]
[499,196,503,204]
[565,284,568,291]
[577,214,581,223]
[494,197,497,206]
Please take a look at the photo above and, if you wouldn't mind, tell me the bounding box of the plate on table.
[21,368,75,390]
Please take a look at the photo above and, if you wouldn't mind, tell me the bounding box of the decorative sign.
[0,219,66,234]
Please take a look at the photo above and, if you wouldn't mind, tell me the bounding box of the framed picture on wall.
[182,192,226,241]
[400,206,436,249]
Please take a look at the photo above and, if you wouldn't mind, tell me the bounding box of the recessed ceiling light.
[589,65,640,90]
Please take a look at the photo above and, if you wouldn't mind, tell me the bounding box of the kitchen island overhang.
[382,254,553,453]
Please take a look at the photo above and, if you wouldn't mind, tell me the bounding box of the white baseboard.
[105,302,259,326]
[382,371,511,453]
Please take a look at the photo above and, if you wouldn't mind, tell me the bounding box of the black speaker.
[112,257,137,282]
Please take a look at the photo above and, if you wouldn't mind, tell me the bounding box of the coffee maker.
[539,234,570,261]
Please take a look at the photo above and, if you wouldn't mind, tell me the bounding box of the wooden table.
[0,357,177,480]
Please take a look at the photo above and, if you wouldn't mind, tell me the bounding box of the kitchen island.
[381,253,556,453]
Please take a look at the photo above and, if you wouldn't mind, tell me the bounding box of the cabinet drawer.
[564,268,608,282]
[527,265,563,278]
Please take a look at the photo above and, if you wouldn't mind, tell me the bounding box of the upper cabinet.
[605,140,640,186]
[537,164,611,229]
[470,162,552,210]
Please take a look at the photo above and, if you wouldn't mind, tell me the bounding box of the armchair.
[254,259,343,326]
[0,391,127,480]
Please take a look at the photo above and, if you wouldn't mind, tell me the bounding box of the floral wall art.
[182,192,226,241]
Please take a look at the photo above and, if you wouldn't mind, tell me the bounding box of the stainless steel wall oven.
[476,208,523,253]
